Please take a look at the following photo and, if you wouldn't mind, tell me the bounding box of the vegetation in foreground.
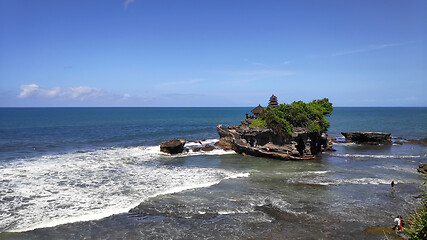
[250,98,333,138]
[406,180,427,239]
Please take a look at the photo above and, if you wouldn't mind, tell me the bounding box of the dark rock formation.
[406,137,427,146]
[321,133,335,152]
[341,132,391,144]
[214,140,233,150]
[130,200,218,220]
[217,123,333,160]
[160,138,185,154]
[255,204,295,221]
[418,164,427,174]
[192,144,216,152]
[201,144,215,151]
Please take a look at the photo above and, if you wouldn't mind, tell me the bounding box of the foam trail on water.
[329,153,422,159]
[0,146,248,233]
[293,177,415,186]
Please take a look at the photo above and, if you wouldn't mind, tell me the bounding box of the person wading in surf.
[393,216,400,232]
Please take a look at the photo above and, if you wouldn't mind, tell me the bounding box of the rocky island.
[341,131,391,144]
[217,95,334,160]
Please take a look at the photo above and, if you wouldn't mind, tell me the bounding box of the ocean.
[0,107,426,239]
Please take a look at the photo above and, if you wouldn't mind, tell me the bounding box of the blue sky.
[0,0,426,107]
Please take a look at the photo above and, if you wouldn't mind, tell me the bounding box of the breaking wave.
[0,145,246,233]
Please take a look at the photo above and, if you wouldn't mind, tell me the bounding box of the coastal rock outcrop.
[217,124,333,160]
[418,164,427,174]
[160,138,185,154]
[407,137,427,146]
[192,144,215,152]
[341,132,391,144]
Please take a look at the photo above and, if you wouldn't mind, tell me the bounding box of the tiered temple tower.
[268,94,279,107]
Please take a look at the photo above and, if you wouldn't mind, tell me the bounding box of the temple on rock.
[247,94,279,119]
[250,104,264,118]
[268,94,279,107]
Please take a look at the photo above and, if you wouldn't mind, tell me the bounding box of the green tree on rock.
[251,98,333,138]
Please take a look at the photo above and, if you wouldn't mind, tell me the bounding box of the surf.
[0,145,247,233]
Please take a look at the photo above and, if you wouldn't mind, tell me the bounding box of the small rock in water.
[192,144,215,152]
[200,144,215,152]
[160,138,186,154]
[341,132,391,144]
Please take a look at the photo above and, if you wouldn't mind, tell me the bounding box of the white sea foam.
[185,139,219,147]
[371,165,418,173]
[300,170,330,175]
[186,148,237,156]
[0,145,248,233]
[218,210,250,215]
[298,177,413,186]
[182,139,237,156]
[332,142,356,146]
[329,153,422,159]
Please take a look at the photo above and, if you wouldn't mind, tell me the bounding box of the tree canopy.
[251,98,333,138]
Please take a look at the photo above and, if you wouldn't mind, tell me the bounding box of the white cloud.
[156,78,204,88]
[123,0,135,8]
[229,70,296,77]
[17,83,39,98]
[121,93,131,100]
[17,84,102,101]
[283,61,291,65]
[18,84,61,99]
[244,59,272,68]
[332,42,406,57]
[64,86,102,100]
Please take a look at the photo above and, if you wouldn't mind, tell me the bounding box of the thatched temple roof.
[251,104,264,114]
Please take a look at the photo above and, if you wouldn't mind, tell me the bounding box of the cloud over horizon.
[18,84,103,101]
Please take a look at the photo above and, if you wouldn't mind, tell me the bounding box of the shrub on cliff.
[250,118,268,128]
[406,181,427,239]
[256,98,333,138]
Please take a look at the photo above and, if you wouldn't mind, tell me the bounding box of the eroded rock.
[160,138,186,154]
[341,132,391,144]
[217,124,332,160]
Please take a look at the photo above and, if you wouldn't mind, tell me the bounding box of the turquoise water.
[0,107,426,239]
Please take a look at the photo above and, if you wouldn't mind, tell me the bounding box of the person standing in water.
[391,180,395,191]
[394,216,400,232]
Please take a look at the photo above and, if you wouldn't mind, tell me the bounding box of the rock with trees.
[217,97,334,160]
